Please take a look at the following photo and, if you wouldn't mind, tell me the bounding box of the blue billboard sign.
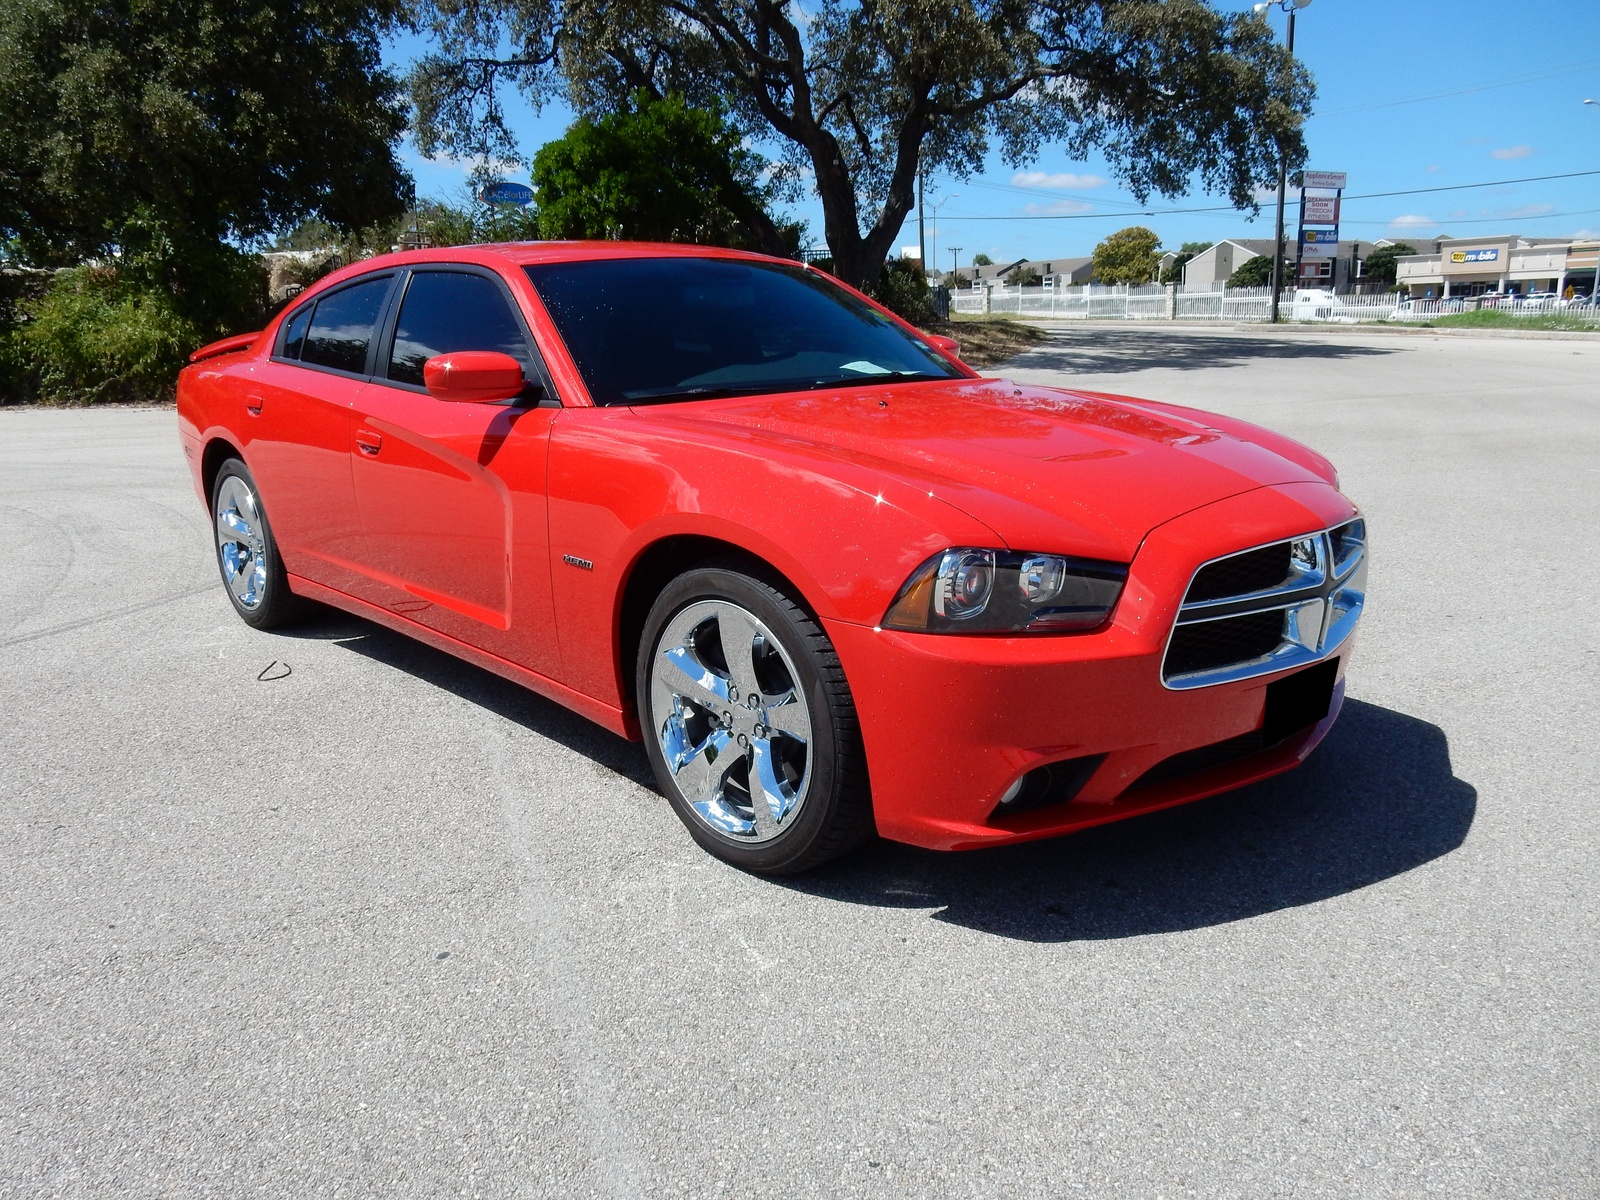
[480,182,534,207]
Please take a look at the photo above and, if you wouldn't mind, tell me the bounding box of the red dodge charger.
[178,243,1366,873]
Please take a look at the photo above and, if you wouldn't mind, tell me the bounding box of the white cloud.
[1251,184,1301,203]
[1011,171,1108,190]
[1021,199,1094,215]
[1389,214,1437,229]
[1500,202,1556,219]
[1492,145,1532,160]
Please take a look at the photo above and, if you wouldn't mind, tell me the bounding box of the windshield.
[523,257,964,406]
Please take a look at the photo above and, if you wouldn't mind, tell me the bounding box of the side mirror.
[925,333,961,359]
[423,352,528,404]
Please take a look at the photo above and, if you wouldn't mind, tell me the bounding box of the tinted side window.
[280,304,312,360]
[301,276,392,374]
[388,271,532,386]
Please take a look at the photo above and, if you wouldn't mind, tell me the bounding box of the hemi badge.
[562,554,594,571]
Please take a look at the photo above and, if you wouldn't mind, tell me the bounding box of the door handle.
[354,429,382,455]
[245,395,264,416]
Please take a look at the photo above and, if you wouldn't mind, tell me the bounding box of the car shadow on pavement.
[1007,328,1402,377]
[277,610,1473,945]
[276,608,657,789]
[779,698,1475,943]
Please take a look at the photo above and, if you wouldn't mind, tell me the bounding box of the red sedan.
[178,243,1366,873]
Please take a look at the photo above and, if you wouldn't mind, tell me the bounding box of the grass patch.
[924,314,1050,367]
[1420,309,1600,333]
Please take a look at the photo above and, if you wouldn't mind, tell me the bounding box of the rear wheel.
[211,458,297,629]
[638,566,873,874]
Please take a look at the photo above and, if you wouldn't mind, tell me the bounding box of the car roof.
[325,240,794,278]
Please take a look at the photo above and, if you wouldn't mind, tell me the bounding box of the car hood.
[654,377,1335,561]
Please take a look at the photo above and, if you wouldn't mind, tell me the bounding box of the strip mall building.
[1395,236,1600,299]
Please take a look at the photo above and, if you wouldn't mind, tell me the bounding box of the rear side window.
[300,276,392,374]
[280,304,311,359]
[388,271,532,386]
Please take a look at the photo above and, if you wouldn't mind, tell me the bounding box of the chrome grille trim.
[1161,519,1367,690]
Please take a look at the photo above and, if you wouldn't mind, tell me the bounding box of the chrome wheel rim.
[214,475,268,610]
[649,599,814,842]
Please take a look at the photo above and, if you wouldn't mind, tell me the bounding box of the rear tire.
[637,565,874,874]
[210,458,298,629]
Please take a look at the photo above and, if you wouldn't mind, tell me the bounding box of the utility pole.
[1257,0,1312,323]
[950,248,963,281]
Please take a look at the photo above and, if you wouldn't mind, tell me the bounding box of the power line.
[935,169,1600,221]
[1317,58,1600,116]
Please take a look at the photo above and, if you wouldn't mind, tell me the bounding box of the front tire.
[637,566,873,874]
[211,457,297,629]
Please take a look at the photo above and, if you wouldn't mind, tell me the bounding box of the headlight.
[883,548,1128,634]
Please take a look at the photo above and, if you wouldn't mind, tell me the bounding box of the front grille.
[1165,610,1286,677]
[1186,543,1292,602]
[1162,521,1368,689]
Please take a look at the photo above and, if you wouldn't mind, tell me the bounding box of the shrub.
[21,266,202,403]
[1227,254,1275,288]
[870,258,935,324]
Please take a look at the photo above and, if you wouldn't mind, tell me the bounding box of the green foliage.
[1360,242,1415,286]
[1424,309,1600,333]
[1227,254,1275,287]
[945,271,971,289]
[0,0,413,264]
[869,259,936,325]
[410,0,1313,288]
[0,0,413,400]
[20,267,198,403]
[531,94,798,250]
[1006,267,1042,287]
[1093,227,1162,285]
[5,240,268,405]
[972,254,994,267]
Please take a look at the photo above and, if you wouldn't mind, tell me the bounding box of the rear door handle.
[245,395,264,416]
[354,429,382,455]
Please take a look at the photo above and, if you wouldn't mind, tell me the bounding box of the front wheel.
[211,457,297,629]
[637,566,873,874]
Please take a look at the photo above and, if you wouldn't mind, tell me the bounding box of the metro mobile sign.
[1451,248,1500,264]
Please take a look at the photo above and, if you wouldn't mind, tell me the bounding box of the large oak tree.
[0,0,413,290]
[409,0,1313,289]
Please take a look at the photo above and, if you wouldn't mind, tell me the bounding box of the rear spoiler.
[188,331,262,364]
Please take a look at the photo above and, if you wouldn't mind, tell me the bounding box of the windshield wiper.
[805,372,948,390]
[622,385,773,406]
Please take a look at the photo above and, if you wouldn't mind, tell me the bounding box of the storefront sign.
[1302,171,1348,190]
[1300,229,1339,259]
[1303,196,1340,224]
[479,181,534,206]
[1450,248,1499,264]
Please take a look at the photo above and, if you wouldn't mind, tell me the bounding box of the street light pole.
[1257,0,1312,324]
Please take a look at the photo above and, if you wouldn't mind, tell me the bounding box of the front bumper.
[826,482,1360,851]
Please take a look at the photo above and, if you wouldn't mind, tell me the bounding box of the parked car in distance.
[178,243,1366,873]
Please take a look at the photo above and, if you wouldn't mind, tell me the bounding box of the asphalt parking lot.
[3,324,1596,1198]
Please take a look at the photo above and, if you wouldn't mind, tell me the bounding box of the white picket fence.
[949,281,1600,325]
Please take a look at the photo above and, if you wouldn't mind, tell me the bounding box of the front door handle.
[245,395,264,416]
[354,429,382,456]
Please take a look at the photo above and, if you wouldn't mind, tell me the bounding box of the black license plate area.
[1262,657,1339,745]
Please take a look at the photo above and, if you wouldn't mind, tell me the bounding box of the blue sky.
[388,0,1600,264]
